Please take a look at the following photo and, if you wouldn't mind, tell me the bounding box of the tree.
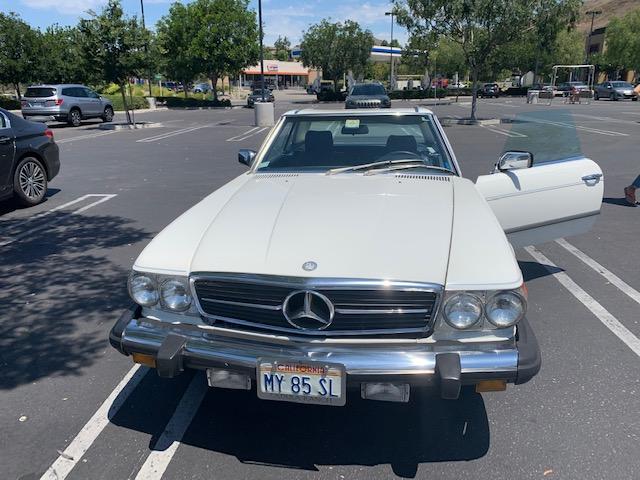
[396,0,578,120]
[300,19,374,90]
[604,9,640,78]
[157,2,199,98]
[37,25,87,84]
[273,35,291,61]
[0,12,40,98]
[77,0,150,123]
[189,0,260,100]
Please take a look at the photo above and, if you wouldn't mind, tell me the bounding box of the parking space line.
[134,376,207,480]
[518,115,629,137]
[525,246,640,357]
[40,365,147,480]
[56,131,116,144]
[481,125,528,138]
[0,194,117,247]
[226,126,270,142]
[137,124,214,143]
[556,238,640,306]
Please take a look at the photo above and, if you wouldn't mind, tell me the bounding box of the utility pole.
[586,10,602,61]
[140,0,153,97]
[258,0,266,102]
[385,11,394,91]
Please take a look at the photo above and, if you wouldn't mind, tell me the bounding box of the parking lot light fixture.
[258,0,265,102]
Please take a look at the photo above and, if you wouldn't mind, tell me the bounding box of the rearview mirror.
[238,149,257,167]
[495,151,533,172]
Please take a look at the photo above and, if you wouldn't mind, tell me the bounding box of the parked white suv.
[110,108,603,405]
[21,84,114,127]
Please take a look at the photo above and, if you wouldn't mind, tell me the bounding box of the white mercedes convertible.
[111,108,603,405]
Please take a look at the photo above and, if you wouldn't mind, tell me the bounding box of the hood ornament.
[302,261,317,271]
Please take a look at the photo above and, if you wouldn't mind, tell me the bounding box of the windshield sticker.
[344,119,360,129]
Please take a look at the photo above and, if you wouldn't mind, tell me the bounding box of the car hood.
[136,173,455,284]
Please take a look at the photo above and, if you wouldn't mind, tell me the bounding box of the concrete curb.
[98,122,163,130]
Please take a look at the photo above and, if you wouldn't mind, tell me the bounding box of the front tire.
[594,92,599,100]
[13,157,47,206]
[68,108,82,127]
[610,93,617,101]
[102,106,114,122]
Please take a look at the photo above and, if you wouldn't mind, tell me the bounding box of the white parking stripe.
[227,126,269,142]
[56,131,116,144]
[525,246,640,357]
[556,238,640,306]
[134,376,207,480]
[225,126,260,142]
[137,124,214,143]
[40,365,147,480]
[0,194,117,247]
[518,115,628,137]
[482,125,528,138]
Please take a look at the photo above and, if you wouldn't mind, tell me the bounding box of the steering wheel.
[377,151,422,162]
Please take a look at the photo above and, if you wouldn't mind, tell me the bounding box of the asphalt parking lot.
[1,90,639,480]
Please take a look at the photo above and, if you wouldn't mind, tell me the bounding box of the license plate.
[257,359,346,406]
[32,102,43,107]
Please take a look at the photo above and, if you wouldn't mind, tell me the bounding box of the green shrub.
[0,97,21,110]
[101,83,122,95]
[102,94,148,111]
[155,96,231,108]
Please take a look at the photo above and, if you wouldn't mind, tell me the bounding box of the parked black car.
[344,83,391,109]
[247,89,275,108]
[477,83,500,98]
[0,108,60,206]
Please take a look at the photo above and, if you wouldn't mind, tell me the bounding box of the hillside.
[577,0,639,31]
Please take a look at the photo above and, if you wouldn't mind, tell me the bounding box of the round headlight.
[160,279,192,311]
[443,293,483,329]
[129,274,159,307]
[485,291,525,327]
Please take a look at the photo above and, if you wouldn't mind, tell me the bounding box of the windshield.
[252,89,269,95]
[610,81,633,88]
[350,84,386,96]
[255,114,454,173]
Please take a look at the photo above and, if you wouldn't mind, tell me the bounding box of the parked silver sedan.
[594,81,638,101]
[21,84,115,127]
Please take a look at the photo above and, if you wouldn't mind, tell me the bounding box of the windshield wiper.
[364,164,457,176]
[326,159,427,175]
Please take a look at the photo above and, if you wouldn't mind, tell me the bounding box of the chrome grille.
[355,100,381,108]
[192,274,441,337]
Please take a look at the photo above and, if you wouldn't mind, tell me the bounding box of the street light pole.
[385,11,394,90]
[258,0,266,102]
[140,0,152,98]
[586,9,602,61]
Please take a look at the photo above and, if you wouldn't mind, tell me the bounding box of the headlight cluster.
[442,288,526,330]
[128,272,193,312]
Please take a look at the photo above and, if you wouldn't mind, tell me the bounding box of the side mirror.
[495,151,533,172]
[238,149,257,167]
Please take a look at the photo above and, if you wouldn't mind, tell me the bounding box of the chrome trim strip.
[504,210,600,234]
[200,297,281,311]
[334,308,430,315]
[190,273,444,337]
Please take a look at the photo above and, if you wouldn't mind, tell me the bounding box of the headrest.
[305,130,334,153]
[386,135,417,152]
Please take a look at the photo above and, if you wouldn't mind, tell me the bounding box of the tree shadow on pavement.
[0,188,61,216]
[0,211,151,390]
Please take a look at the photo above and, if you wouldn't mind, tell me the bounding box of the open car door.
[476,154,603,248]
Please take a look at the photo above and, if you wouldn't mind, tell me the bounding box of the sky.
[1,0,409,46]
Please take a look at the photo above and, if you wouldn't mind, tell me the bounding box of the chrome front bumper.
[110,306,540,399]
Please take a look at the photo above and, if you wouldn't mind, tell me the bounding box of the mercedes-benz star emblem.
[282,290,335,330]
[302,261,317,271]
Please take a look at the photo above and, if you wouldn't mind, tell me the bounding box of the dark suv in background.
[21,84,114,127]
